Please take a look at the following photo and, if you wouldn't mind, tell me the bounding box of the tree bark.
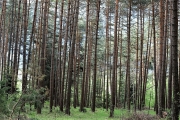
[80,0,90,112]
[110,0,118,117]
[92,0,101,112]
[171,0,179,119]
[65,0,79,115]
[37,0,49,114]
[126,0,132,111]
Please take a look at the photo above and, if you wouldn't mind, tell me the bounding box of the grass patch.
[27,106,132,120]
[18,102,159,120]
[26,107,159,120]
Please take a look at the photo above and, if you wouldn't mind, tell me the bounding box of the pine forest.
[0,0,180,119]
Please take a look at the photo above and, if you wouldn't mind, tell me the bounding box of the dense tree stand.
[0,0,179,119]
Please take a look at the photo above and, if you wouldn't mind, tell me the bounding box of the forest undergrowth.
[0,103,167,120]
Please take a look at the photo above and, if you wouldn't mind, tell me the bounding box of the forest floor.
[27,107,129,120]
[0,102,167,120]
[0,107,168,120]
[25,106,165,120]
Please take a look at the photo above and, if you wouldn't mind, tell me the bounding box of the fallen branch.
[9,93,23,119]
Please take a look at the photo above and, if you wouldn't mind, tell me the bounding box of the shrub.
[0,81,9,115]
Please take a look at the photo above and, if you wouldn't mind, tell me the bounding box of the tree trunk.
[49,0,58,112]
[80,0,90,112]
[167,0,172,109]
[60,0,71,112]
[37,0,49,114]
[22,0,27,92]
[171,0,179,119]
[152,0,158,114]
[158,0,165,117]
[110,0,118,117]
[126,0,131,111]
[65,0,79,115]
[135,3,139,112]
[26,0,38,85]
[12,0,22,94]
[91,0,100,112]
[105,0,110,111]
[57,0,64,111]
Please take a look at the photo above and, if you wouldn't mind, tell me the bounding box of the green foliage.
[0,82,46,117]
[19,88,46,110]
[145,74,155,108]
[96,96,103,108]
[27,106,130,120]
[0,76,15,115]
[0,83,9,115]
[27,105,161,120]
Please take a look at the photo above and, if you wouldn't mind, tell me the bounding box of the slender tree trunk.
[158,0,165,117]
[37,0,49,114]
[85,21,94,107]
[118,12,123,109]
[65,0,79,115]
[60,0,71,112]
[168,41,172,109]
[92,0,101,112]
[73,31,80,108]
[80,0,89,111]
[57,0,64,111]
[135,4,139,112]
[152,0,158,114]
[22,0,27,92]
[168,0,173,109]
[26,0,38,82]
[6,0,15,93]
[85,23,93,107]
[142,10,152,107]
[126,0,131,111]
[171,0,179,119]
[110,0,118,117]
[0,0,7,83]
[138,4,144,110]
[105,0,110,111]
[49,0,58,112]
[12,0,21,93]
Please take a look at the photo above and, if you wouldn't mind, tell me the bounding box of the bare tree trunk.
[7,0,15,93]
[0,0,7,83]
[80,0,89,112]
[171,0,179,119]
[142,10,152,107]
[126,0,131,111]
[158,0,165,117]
[60,0,71,112]
[65,0,79,115]
[168,0,173,109]
[57,0,64,111]
[105,0,110,111]
[92,0,100,112]
[22,0,27,92]
[73,31,80,108]
[85,23,93,107]
[49,0,58,112]
[152,0,158,114]
[110,0,118,117]
[12,0,21,93]
[85,22,93,107]
[138,4,144,110]
[37,0,49,114]
[135,3,140,112]
[26,0,38,83]
[118,12,123,109]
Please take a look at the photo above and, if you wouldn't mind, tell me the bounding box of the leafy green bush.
[0,81,9,115]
